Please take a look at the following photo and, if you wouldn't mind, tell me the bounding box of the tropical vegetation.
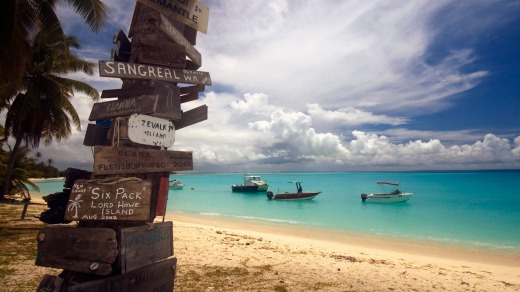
[0,1,108,200]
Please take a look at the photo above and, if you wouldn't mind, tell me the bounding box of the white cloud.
[10,0,516,172]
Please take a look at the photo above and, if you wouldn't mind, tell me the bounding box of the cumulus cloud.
[16,1,516,172]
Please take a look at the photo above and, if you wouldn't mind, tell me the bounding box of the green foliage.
[0,147,39,198]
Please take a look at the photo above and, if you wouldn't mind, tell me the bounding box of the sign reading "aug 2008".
[98,60,212,85]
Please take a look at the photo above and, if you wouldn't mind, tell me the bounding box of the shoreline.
[28,190,520,267]
[164,211,520,268]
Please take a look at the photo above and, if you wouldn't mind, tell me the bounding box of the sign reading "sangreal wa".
[98,60,212,85]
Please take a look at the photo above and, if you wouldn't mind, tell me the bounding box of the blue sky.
[19,0,520,172]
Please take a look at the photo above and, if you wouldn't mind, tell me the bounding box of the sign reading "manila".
[99,60,211,85]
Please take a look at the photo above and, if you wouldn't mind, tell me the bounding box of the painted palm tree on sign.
[0,0,108,102]
[1,24,100,200]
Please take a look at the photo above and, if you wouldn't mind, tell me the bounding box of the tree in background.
[0,0,108,105]
[1,24,99,200]
[0,146,40,199]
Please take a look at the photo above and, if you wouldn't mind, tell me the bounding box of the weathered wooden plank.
[88,94,159,121]
[184,25,197,45]
[156,177,169,217]
[101,87,156,99]
[173,104,208,130]
[35,226,118,275]
[128,114,175,147]
[36,274,63,292]
[83,123,109,146]
[137,0,209,33]
[153,81,182,120]
[68,257,176,292]
[159,13,201,66]
[64,179,152,222]
[99,60,212,86]
[111,29,131,62]
[138,42,186,68]
[118,221,173,273]
[93,146,193,175]
[179,84,205,95]
[180,92,199,103]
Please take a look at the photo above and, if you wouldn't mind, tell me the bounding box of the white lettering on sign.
[128,114,175,147]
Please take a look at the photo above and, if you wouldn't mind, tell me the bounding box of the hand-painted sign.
[138,42,186,68]
[64,179,152,222]
[159,13,201,66]
[128,114,175,147]
[93,146,193,175]
[89,94,158,121]
[99,60,212,85]
[119,222,173,273]
[137,0,209,34]
[36,226,118,275]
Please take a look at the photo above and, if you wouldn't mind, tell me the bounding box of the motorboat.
[267,181,320,200]
[361,181,413,203]
[232,173,268,193]
[169,179,184,190]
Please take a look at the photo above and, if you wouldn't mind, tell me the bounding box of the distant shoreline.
[29,177,65,182]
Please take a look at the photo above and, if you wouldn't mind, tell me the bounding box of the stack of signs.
[35,1,210,291]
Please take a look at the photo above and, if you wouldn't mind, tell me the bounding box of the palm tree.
[34,151,42,163]
[0,0,108,108]
[1,24,100,200]
[0,146,40,199]
[47,158,53,167]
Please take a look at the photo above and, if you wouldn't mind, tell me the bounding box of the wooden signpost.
[64,179,153,221]
[99,60,212,85]
[93,145,193,175]
[118,221,173,273]
[136,0,209,33]
[35,0,210,290]
[36,226,118,275]
[68,257,177,292]
[128,114,176,147]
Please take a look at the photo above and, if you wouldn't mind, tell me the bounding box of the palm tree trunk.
[1,132,24,199]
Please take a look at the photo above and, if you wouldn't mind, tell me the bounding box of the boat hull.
[169,185,184,190]
[232,185,259,193]
[361,192,413,203]
[267,191,320,200]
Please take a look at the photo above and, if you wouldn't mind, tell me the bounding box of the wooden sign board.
[93,146,193,175]
[180,84,205,95]
[174,104,208,130]
[137,0,209,33]
[68,257,176,292]
[83,123,109,146]
[111,29,131,62]
[99,60,212,86]
[89,94,158,121]
[138,42,186,68]
[128,114,175,147]
[35,226,118,275]
[64,179,152,222]
[154,81,182,120]
[156,177,169,216]
[118,221,173,274]
[159,13,201,66]
[101,86,156,99]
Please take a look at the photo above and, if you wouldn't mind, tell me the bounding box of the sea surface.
[32,171,520,256]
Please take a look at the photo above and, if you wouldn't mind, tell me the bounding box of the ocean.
[32,170,520,256]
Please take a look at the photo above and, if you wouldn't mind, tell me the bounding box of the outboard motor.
[361,193,368,202]
[266,191,274,200]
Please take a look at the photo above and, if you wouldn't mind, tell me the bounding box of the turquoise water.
[32,171,520,255]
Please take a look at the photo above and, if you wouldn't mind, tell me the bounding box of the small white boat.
[169,179,184,190]
[361,181,413,203]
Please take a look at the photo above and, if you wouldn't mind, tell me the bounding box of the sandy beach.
[165,212,520,291]
[15,191,520,291]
